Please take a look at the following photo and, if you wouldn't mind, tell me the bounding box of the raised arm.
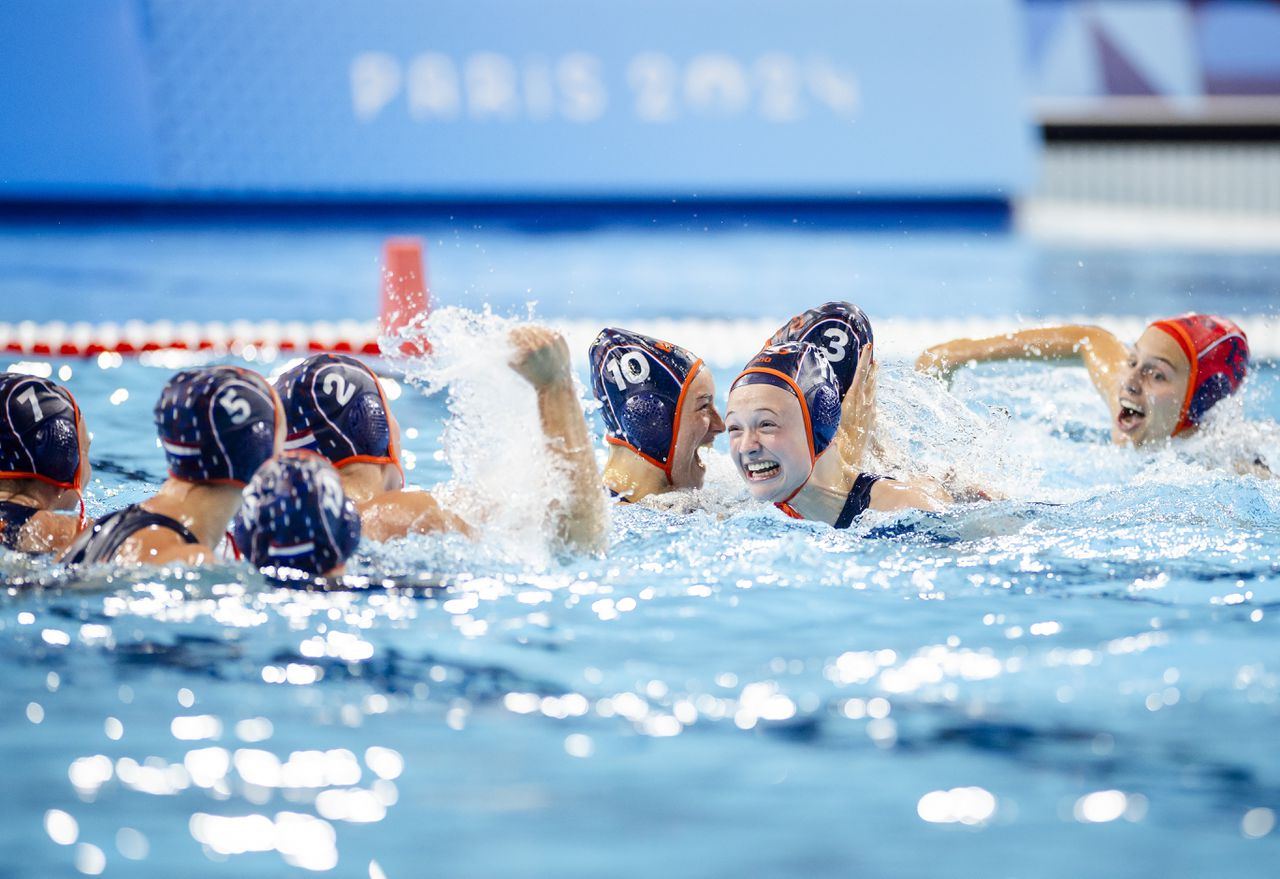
[916,325,1130,410]
[832,344,876,473]
[508,326,607,555]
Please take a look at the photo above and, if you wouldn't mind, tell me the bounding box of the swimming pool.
[2,219,1278,878]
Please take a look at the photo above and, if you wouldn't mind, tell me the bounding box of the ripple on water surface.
[2,346,1279,877]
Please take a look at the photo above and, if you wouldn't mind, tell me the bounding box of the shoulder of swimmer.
[113,524,216,567]
[868,478,945,513]
[357,489,473,541]
[15,510,89,555]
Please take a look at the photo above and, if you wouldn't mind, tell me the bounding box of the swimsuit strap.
[834,473,892,530]
[606,488,634,504]
[0,500,39,551]
[62,505,199,565]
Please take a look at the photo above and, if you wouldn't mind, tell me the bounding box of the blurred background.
[0,0,1276,328]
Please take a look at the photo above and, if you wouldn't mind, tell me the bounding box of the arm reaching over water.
[509,325,607,555]
[832,344,876,473]
[357,486,473,542]
[916,325,1130,414]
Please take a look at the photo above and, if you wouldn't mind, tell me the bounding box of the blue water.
[2,222,1279,878]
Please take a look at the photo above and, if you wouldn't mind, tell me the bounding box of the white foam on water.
[385,306,581,567]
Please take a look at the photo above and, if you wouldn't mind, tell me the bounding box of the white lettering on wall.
[627,53,679,122]
[558,53,608,122]
[350,52,401,121]
[352,51,859,124]
[807,59,860,116]
[755,53,804,122]
[684,54,750,116]
[466,53,520,118]
[408,53,460,119]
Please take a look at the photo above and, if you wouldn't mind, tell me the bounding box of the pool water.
[2,221,1279,878]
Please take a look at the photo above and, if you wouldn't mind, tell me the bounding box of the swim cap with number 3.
[768,301,873,401]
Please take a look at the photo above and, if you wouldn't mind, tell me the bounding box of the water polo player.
[232,451,360,579]
[726,342,942,528]
[765,301,876,469]
[588,328,725,502]
[62,366,282,566]
[916,314,1250,448]
[277,325,604,553]
[0,374,91,554]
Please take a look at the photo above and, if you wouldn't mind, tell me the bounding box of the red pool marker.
[380,237,432,357]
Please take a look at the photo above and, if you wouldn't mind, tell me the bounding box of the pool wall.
[0,0,1032,203]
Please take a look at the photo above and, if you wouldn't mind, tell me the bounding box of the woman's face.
[668,367,725,490]
[725,383,813,502]
[1112,327,1192,446]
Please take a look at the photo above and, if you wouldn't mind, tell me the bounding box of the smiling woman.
[915,313,1252,454]
[589,328,725,502]
[727,342,942,528]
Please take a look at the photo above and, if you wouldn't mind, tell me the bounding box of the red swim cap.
[1149,314,1250,435]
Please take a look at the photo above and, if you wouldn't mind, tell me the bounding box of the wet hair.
[232,451,361,576]
[1149,314,1250,434]
[0,374,84,491]
[767,301,874,401]
[588,328,703,477]
[731,342,842,460]
[274,354,397,469]
[154,366,278,486]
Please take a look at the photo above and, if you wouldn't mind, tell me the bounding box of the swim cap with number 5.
[154,366,278,486]
[588,328,703,476]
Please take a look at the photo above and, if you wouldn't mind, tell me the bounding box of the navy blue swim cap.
[0,374,84,490]
[233,451,361,576]
[155,366,278,486]
[731,342,842,460]
[768,302,874,401]
[274,354,398,471]
[589,328,703,476]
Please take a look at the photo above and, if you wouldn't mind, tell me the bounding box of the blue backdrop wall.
[0,0,1033,201]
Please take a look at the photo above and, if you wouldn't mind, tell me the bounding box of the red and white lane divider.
[0,238,431,358]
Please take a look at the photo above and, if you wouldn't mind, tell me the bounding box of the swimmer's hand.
[508,323,607,556]
[509,325,573,390]
[915,347,959,383]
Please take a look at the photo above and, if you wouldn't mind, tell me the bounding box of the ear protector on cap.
[731,342,842,461]
[1149,314,1250,435]
[0,374,84,491]
[767,301,874,402]
[588,328,702,478]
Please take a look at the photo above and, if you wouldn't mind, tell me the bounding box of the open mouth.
[1116,399,1146,433]
[694,445,708,472]
[744,459,781,481]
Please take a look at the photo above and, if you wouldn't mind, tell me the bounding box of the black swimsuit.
[776,472,893,529]
[833,472,891,529]
[62,504,199,565]
[0,500,38,550]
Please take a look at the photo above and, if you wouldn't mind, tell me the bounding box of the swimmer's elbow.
[889,483,946,514]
